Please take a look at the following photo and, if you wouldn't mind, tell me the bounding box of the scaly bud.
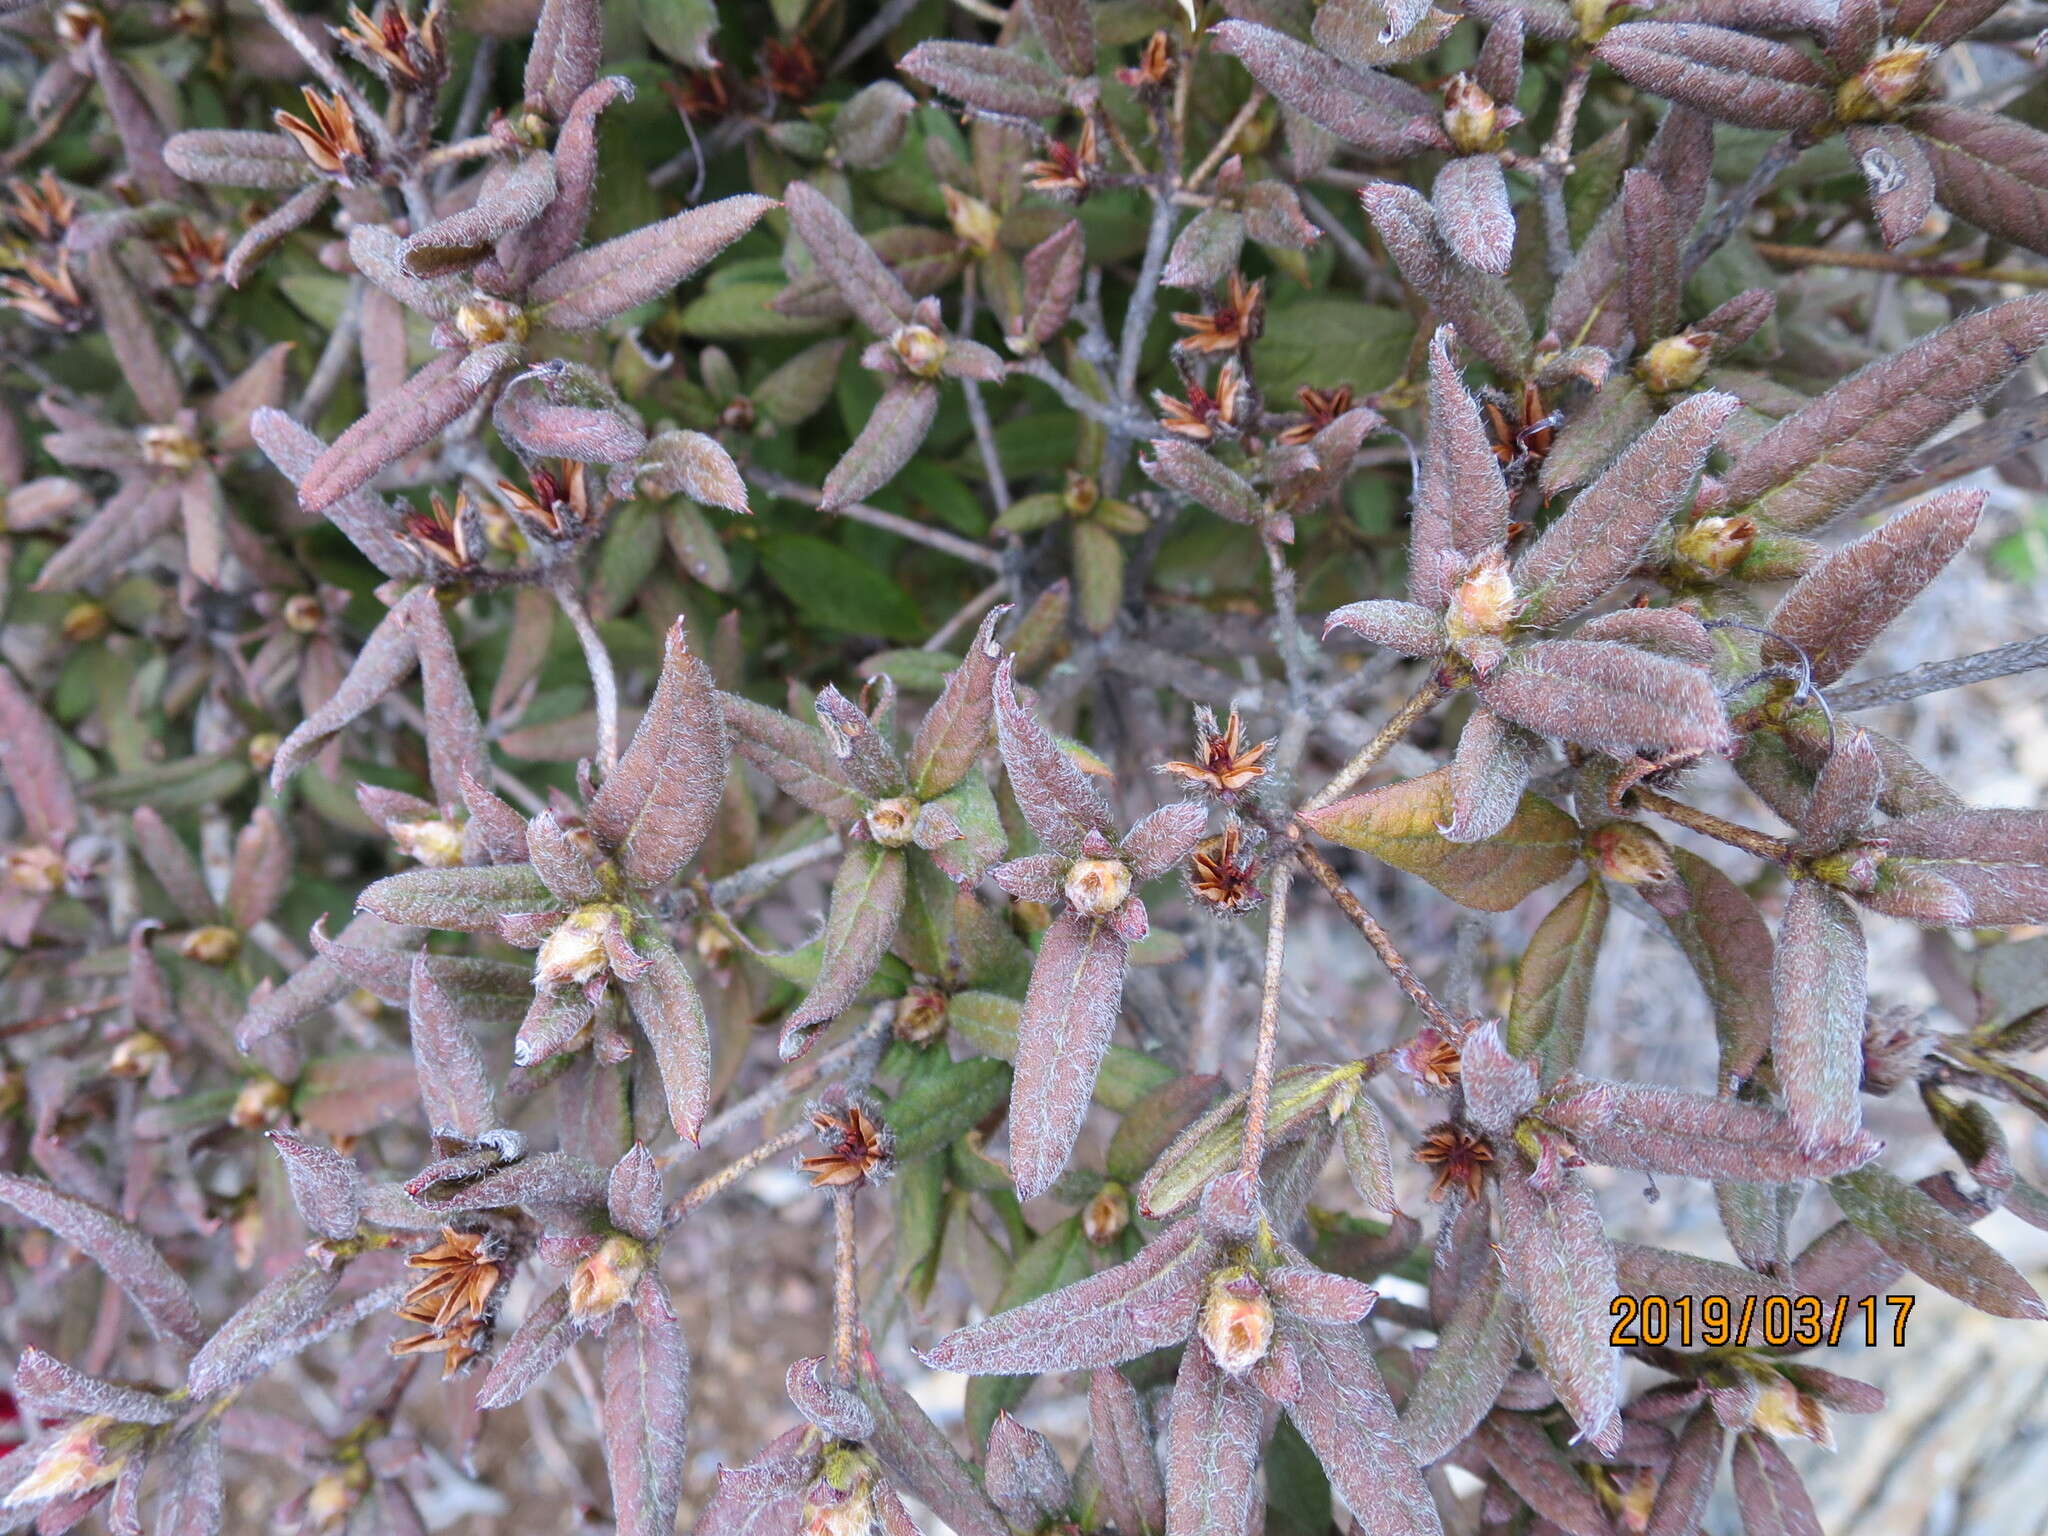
[6,844,66,895]
[1445,550,1519,641]
[1442,74,1502,155]
[802,1451,881,1536]
[888,323,948,379]
[229,1076,292,1131]
[1672,514,1758,581]
[1636,332,1715,395]
[894,983,949,1045]
[137,423,205,472]
[1196,1268,1274,1375]
[568,1235,646,1326]
[178,924,242,965]
[535,907,616,989]
[1063,857,1133,917]
[107,1031,168,1079]
[864,796,919,849]
[454,294,528,348]
[391,816,466,868]
[282,593,328,634]
[1836,41,1938,123]
[61,601,109,643]
[1082,1182,1130,1246]
[2,1417,127,1509]
[246,732,283,774]
[1587,822,1678,888]
[942,185,1002,257]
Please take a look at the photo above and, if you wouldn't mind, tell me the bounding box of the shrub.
[3,0,2048,1531]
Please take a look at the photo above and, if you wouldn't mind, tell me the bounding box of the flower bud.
[229,1076,292,1131]
[2,1417,126,1509]
[864,795,920,849]
[535,907,615,989]
[694,921,736,969]
[568,1235,646,1325]
[1083,1182,1130,1246]
[894,984,949,1045]
[61,601,109,643]
[1571,0,1618,43]
[391,816,466,868]
[1861,1003,1932,1096]
[1809,843,1885,894]
[137,423,204,472]
[802,1452,880,1536]
[942,185,1003,257]
[888,323,948,379]
[1749,1374,1833,1448]
[1441,75,1501,155]
[178,924,242,965]
[455,295,528,348]
[1062,471,1100,517]
[1445,550,1518,641]
[282,593,327,634]
[1836,41,1938,122]
[1636,331,1714,395]
[1197,1268,1274,1375]
[5,844,66,895]
[1063,857,1133,917]
[1672,514,1758,580]
[107,1031,168,1079]
[304,1465,369,1532]
[1586,822,1678,888]
[246,731,283,774]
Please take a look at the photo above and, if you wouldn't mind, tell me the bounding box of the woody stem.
[1287,833,1460,1033]
[1237,863,1295,1180]
[666,1122,810,1228]
[1751,241,2048,288]
[831,1188,860,1386]
[1631,787,1795,864]
[1303,673,1446,813]
[551,574,619,776]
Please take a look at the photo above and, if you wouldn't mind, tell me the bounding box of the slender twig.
[419,135,504,173]
[1631,786,1794,864]
[956,268,1013,519]
[706,834,843,908]
[690,1010,892,1149]
[1014,356,1156,435]
[833,0,922,71]
[1830,634,2048,710]
[250,0,402,163]
[0,996,122,1039]
[1535,61,1592,276]
[294,281,363,423]
[1116,184,1177,408]
[1684,130,1814,278]
[1287,834,1459,1031]
[437,37,498,199]
[830,1189,860,1385]
[551,576,619,775]
[748,468,1006,571]
[1184,89,1268,192]
[1303,674,1445,813]
[1237,864,1295,1178]
[922,579,1008,652]
[1884,393,2048,504]
[1264,530,1312,715]
[666,1122,809,1227]
[1751,241,2048,287]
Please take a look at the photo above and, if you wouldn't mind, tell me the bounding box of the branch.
[1303,673,1446,813]
[1237,863,1295,1178]
[1684,129,1814,278]
[551,574,619,775]
[748,468,1006,571]
[1287,833,1459,1032]
[1830,634,2048,710]
[1630,786,1794,864]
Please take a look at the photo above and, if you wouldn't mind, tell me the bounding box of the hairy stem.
[748,468,1005,571]
[1631,786,1794,864]
[1752,241,2048,287]
[1237,862,1295,1179]
[551,575,619,775]
[1288,833,1459,1031]
[690,1009,892,1149]
[831,1189,860,1385]
[1829,634,2048,710]
[1303,673,1446,813]
[1684,129,1813,278]
[666,1122,810,1227]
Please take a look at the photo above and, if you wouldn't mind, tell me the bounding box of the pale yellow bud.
[865,796,920,849]
[1063,857,1133,917]
[107,1031,168,1079]
[536,907,615,989]
[5,844,66,895]
[1083,1182,1130,1246]
[1636,332,1714,395]
[178,924,242,965]
[568,1235,646,1324]
[942,185,1002,257]
[229,1076,292,1131]
[136,424,204,472]
[60,601,109,643]
[1197,1269,1273,1376]
[282,593,327,634]
[1586,823,1678,888]
[1672,515,1758,580]
[391,816,466,868]
[1837,41,1938,122]
[1445,551,1518,641]
[3,1418,122,1509]
[455,295,528,347]
[1441,75,1501,155]
[889,323,948,379]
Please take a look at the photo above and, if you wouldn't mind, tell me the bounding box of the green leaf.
[1508,875,1608,1076]
[887,1053,1013,1163]
[757,533,924,641]
[946,990,1175,1112]
[677,280,838,340]
[1255,299,1414,398]
[963,1216,1090,1440]
[1301,767,1581,912]
[1829,1167,2046,1319]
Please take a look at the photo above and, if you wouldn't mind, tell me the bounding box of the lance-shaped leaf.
[301,351,498,513]
[1211,21,1431,158]
[1907,105,2048,258]
[514,76,636,279]
[721,691,864,822]
[820,380,939,511]
[154,1423,224,1536]
[1848,123,1937,249]
[0,664,79,846]
[265,1131,361,1242]
[1716,295,2048,531]
[1284,1316,1444,1534]
[1434,155,1514,275]
[1772,880,1868,1154]
[1473,1414,1612,1536]
[1768,489,1982,686]
[1622,167,1680,344]
[923,1219,1212,1373]
[779,843,909,1060]
[1136,1063,1356,1217]
[1508,876,1608,1076]
[1090,1369,1166,1536]
[1646,1407,1727,1536]
[12,1349,180,1426]
[408,952,499,1142]
[1410,325,1511,606]
[908,605,1010,798]
[833,81,914,170]
[1461,1021,1541,1136]
[1302,768,1580,912]
[186,1261,342,1397]
[1014,220,1084,351]
[1493,1157,1622,1451]
[1399,1260,1521,1462]
[589,618,728,887]
[1516,392,1739,625]
[1538,1075,1881,1180]
[992,657,1113,853]
[1010,912,1130,1201]
[165,128,315,189]
[854,1346,1009,1536]
[1028,0,1094,75]
[1360,185,1531,378]
[407,1151,607,1217]
[1592,22,1833,129]
[1793,728,1883,859]
[603,1275,691,1536]
[1163,207,1245,292]
[526,0,603,119]
[639,427,750,514]
[1478,641,1729,758]
[1446,710,1539,845]
[1873,808,2048,925]
[986,1415,1073,1531]
[530,194,777,330]
[1829,1167,2045,1319]
[1659,847,1775,1079]
[0,1175,203,1346]
[358,862,555,931]
[784,181,916,336]
[621,931,712,1143]
[84,248,179,421]
[899,40,1067,118]
[1731,1431,1823,1536]
[1325,599,1444,657]
[251,408,422,578]
[1612,1243,1794,1305]
[1164,1341,1264,1536]
[476,1285,575,1409]
[400,151,557,277]
[1141,438,1267,528]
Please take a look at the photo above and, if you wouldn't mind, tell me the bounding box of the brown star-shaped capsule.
[1279,384,1356,447]
[1187,822,1264,916]
[274,88,372,181]
[1173,273,1264,355]
[1416,1125,1493,1203]
[1024,121,1099,198]
[1159,706,1273,798]
[801,1094,894,1189]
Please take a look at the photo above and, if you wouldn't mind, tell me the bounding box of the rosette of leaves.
[27,244,290,592]
[925,1171,1444,1535]
[1595,0,2048,254]
[721,606,1013,1060]
[780,180,1008,511]
[993,469,1147,634]
[987,657,1208,1199]
[355,619,730,1142]
[1317,325,1737,846]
